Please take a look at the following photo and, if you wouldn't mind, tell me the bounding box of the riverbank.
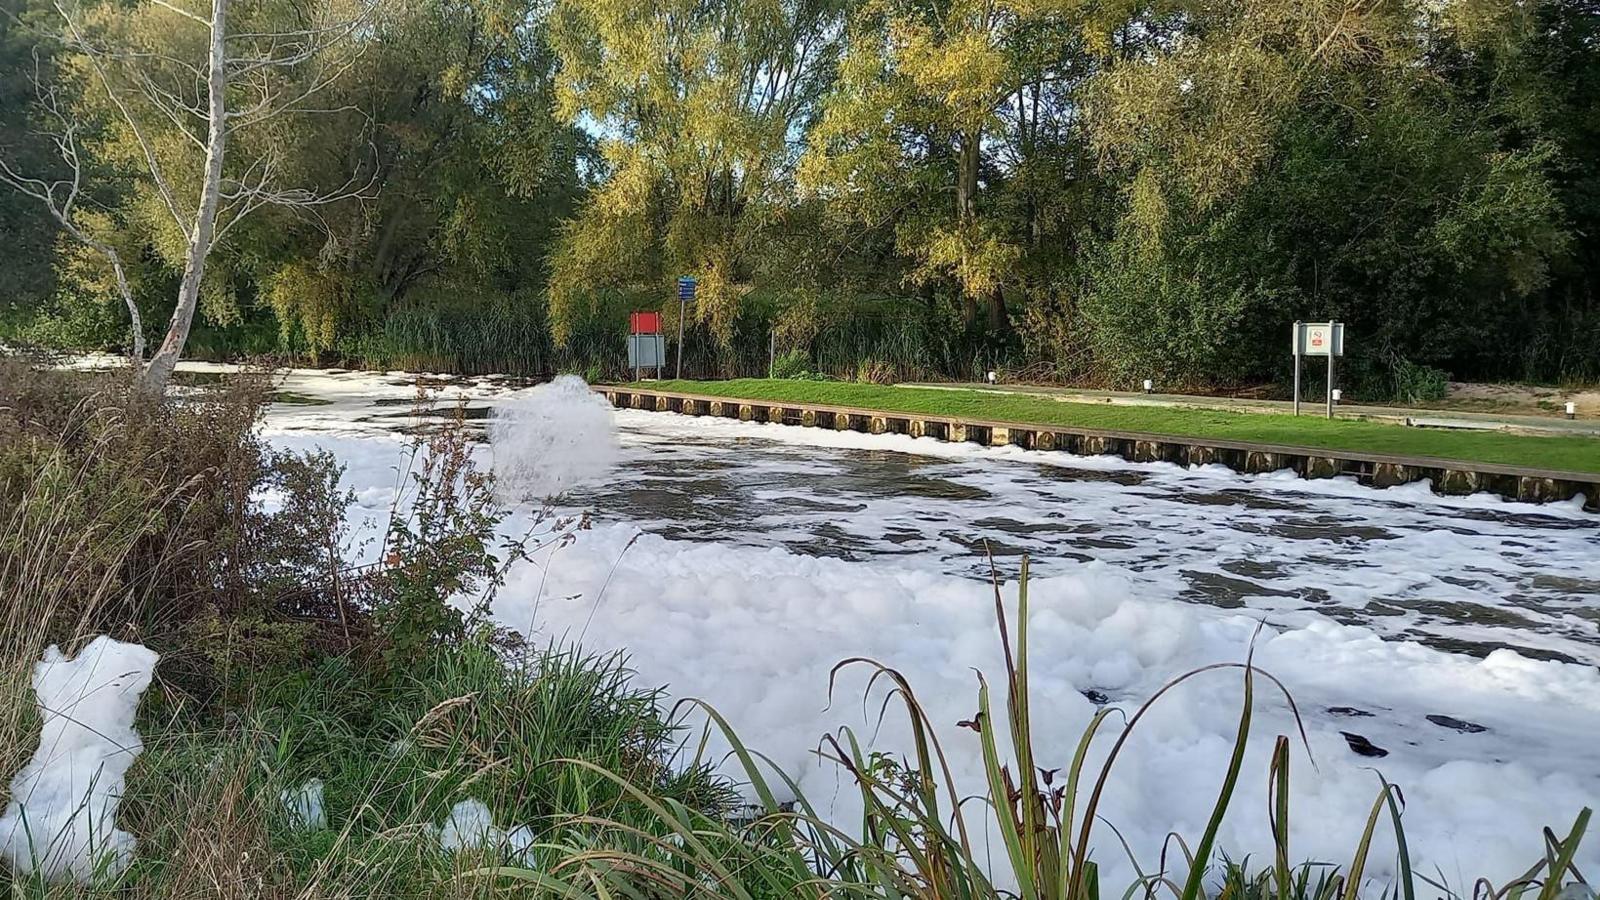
[9,359,1596,893]
[900,382,1600,437]
[629,379,1600,476]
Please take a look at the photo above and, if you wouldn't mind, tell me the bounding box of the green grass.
[636,379,1600,474]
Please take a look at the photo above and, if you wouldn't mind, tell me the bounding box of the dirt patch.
[1436,382,1600,418]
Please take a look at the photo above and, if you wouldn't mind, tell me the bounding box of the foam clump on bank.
[0,636,159,883]
[438,799,535,859]
[488,375,619,500]
[281,779,327,831]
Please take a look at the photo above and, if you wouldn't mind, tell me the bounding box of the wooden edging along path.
[596,386,1600,512]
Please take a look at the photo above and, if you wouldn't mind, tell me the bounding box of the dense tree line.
[2,0,1597,394]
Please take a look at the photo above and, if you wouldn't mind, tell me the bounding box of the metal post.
[676,297,685,380]
[1326,321,1336,420]
[769,330,775,377]
[1292,320,1301,417]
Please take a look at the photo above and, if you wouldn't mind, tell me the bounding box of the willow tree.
[251,0,588,358]
[546,0,846,352]
[799,0,1090,331]
[0,0,371,391]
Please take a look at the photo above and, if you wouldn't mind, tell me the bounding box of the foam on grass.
[281,779,327,832]
[438,799,535,859]
[0,637,159,883]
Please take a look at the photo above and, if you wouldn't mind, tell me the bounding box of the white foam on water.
[609,407,1596,519]
[0,637,160,883]
[488,376,620,500]
[223,360,1587,518]
[483,524,1600,892]
[246,366,1600,891]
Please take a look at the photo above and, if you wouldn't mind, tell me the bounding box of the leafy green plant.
[770,348,812,380]
[1389,358,1450,405]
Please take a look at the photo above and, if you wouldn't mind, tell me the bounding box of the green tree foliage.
[3,0,1599,389]
[232,0,590,362]
[1075,0,1580,387]
[801,0,1090,332]
[546,0,847,350]
[0,0,59,320]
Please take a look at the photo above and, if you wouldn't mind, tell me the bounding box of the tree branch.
[0,53,146,364]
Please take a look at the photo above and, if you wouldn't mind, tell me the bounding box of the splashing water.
[488,376,620,500]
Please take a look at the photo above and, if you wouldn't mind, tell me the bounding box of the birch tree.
[0,0,373,392]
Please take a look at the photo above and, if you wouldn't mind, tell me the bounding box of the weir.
[597,386,1600,512]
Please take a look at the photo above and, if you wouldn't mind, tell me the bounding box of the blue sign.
[677,276,697,302]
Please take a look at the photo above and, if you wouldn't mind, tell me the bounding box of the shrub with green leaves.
[0,358,738,896]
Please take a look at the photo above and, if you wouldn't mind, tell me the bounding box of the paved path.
[899,383,1600,438]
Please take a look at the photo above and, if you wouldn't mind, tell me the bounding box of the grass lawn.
[632,379,1600,475]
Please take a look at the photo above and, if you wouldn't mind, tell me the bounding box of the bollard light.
[1332,389,1342,404]
[987,370,997,385]
[1568,401,1578,420]
[1142,379,1154,394]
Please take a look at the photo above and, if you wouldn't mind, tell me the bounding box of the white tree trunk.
[140,0,227,394]
[105,248,145,368]
[62,223,144,368]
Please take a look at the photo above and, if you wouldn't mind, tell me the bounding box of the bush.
[1390,357,1450,404]
[853,358,898,385]
[1,360,254,627]
[769,347,812,379]
[0,359,359,707]
[0,357,737,895]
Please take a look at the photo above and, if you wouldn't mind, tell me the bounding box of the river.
[246,365,1600,891]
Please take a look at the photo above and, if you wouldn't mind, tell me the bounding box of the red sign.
[630,311,662,334]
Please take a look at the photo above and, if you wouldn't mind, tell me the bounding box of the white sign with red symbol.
[1293,321,1345,357]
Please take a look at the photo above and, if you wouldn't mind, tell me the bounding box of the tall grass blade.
[1176,656,1252,900]
[1343,787,1395,900]
[1534,807,1591,900]
[1379,777,1415,900]
[1271,736,1292,900]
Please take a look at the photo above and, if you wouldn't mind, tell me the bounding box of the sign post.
[1291,321,1346,419]
[1293,320,1302,417]
[676,276,697,380]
